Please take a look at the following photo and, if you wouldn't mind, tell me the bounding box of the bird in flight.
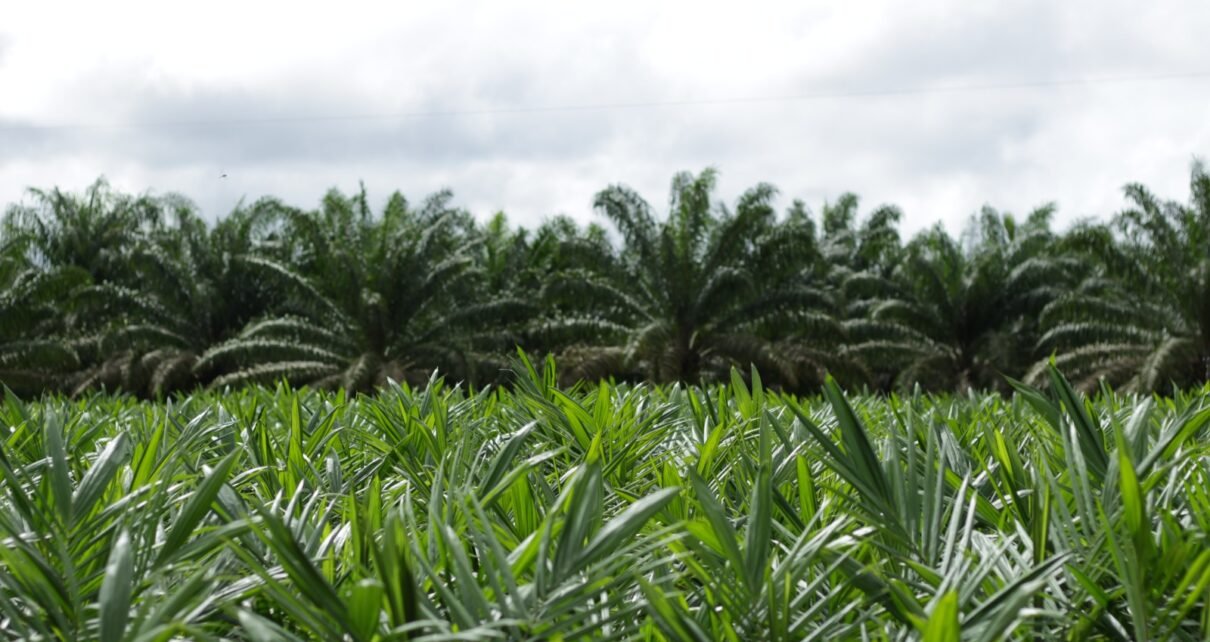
[220,172,228,178]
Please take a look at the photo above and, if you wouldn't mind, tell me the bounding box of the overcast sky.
[2,1,1209,235]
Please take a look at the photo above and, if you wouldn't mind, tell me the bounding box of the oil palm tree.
[70,200,282,396]
[0,241,87,396]
[818,193,905,277]
[1032,161,1210,392]
[847,206,1069,391]
[476,212,621,357]
[554,169,836,389]
[2,179,170,284]
[798,194,908,389]
[3,180,210,394]
[196,187,525,392]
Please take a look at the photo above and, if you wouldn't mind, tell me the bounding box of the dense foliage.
[3,162,1209,397]
[0,359,1207,639]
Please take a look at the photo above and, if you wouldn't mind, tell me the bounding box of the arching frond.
[1138,336,1198,392]
[237,317,357,351]
[0,339,80,370]
[1037,322,1163,351]
[196,339,346,374]
[210,361,341,389]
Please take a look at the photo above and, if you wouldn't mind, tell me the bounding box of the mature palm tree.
[2,179,170,284]
[553,169,836,389]
[478,213,614,296]
[196,187,524,392]
[423,211,617,384]
[2,179,191,395]
[481,215,637,362]
[70,200,281,397]
[0,241,87,396]
[784,193,909,389]
[1032,162,1210,392]
[847,206,1069,391]
[817,193,905,278]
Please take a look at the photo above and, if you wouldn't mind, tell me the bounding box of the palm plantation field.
[0,357,1208,639]
[1,163,1210,640]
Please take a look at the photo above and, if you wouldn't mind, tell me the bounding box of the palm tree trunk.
[675,327,697,383]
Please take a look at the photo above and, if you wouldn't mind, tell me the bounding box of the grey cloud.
[1,83,629,170]
[0,117,66,159]
[809,3,1197,93]
[2,2,1208,236]
[29,34,674,172]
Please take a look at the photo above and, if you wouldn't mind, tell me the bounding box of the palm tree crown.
[1034,162,1210,392]
[848,207,1067,391]
[558,168,830,388]
[196,187,523,392]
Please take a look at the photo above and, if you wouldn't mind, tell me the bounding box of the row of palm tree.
[2,162,1208,398]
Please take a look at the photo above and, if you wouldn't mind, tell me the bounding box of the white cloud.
[2,1,1208,236]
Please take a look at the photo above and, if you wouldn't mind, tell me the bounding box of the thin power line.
[4,70,1209,132]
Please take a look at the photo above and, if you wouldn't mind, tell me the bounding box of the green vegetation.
[3,163,1208,638]
[0,359,1207,639]
[3,160,1209,398]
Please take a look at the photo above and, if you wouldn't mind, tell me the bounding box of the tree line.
[2,163,1208,398]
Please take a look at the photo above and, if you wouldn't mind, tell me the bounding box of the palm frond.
[209,360,341,388]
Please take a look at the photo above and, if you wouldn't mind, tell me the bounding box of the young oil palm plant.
[0,394,251,639]
[3,355,1209,638]
[553,168,839,390]
[196,186,526,392]
[847,206,1070,391]
[1032,161,1210,392]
